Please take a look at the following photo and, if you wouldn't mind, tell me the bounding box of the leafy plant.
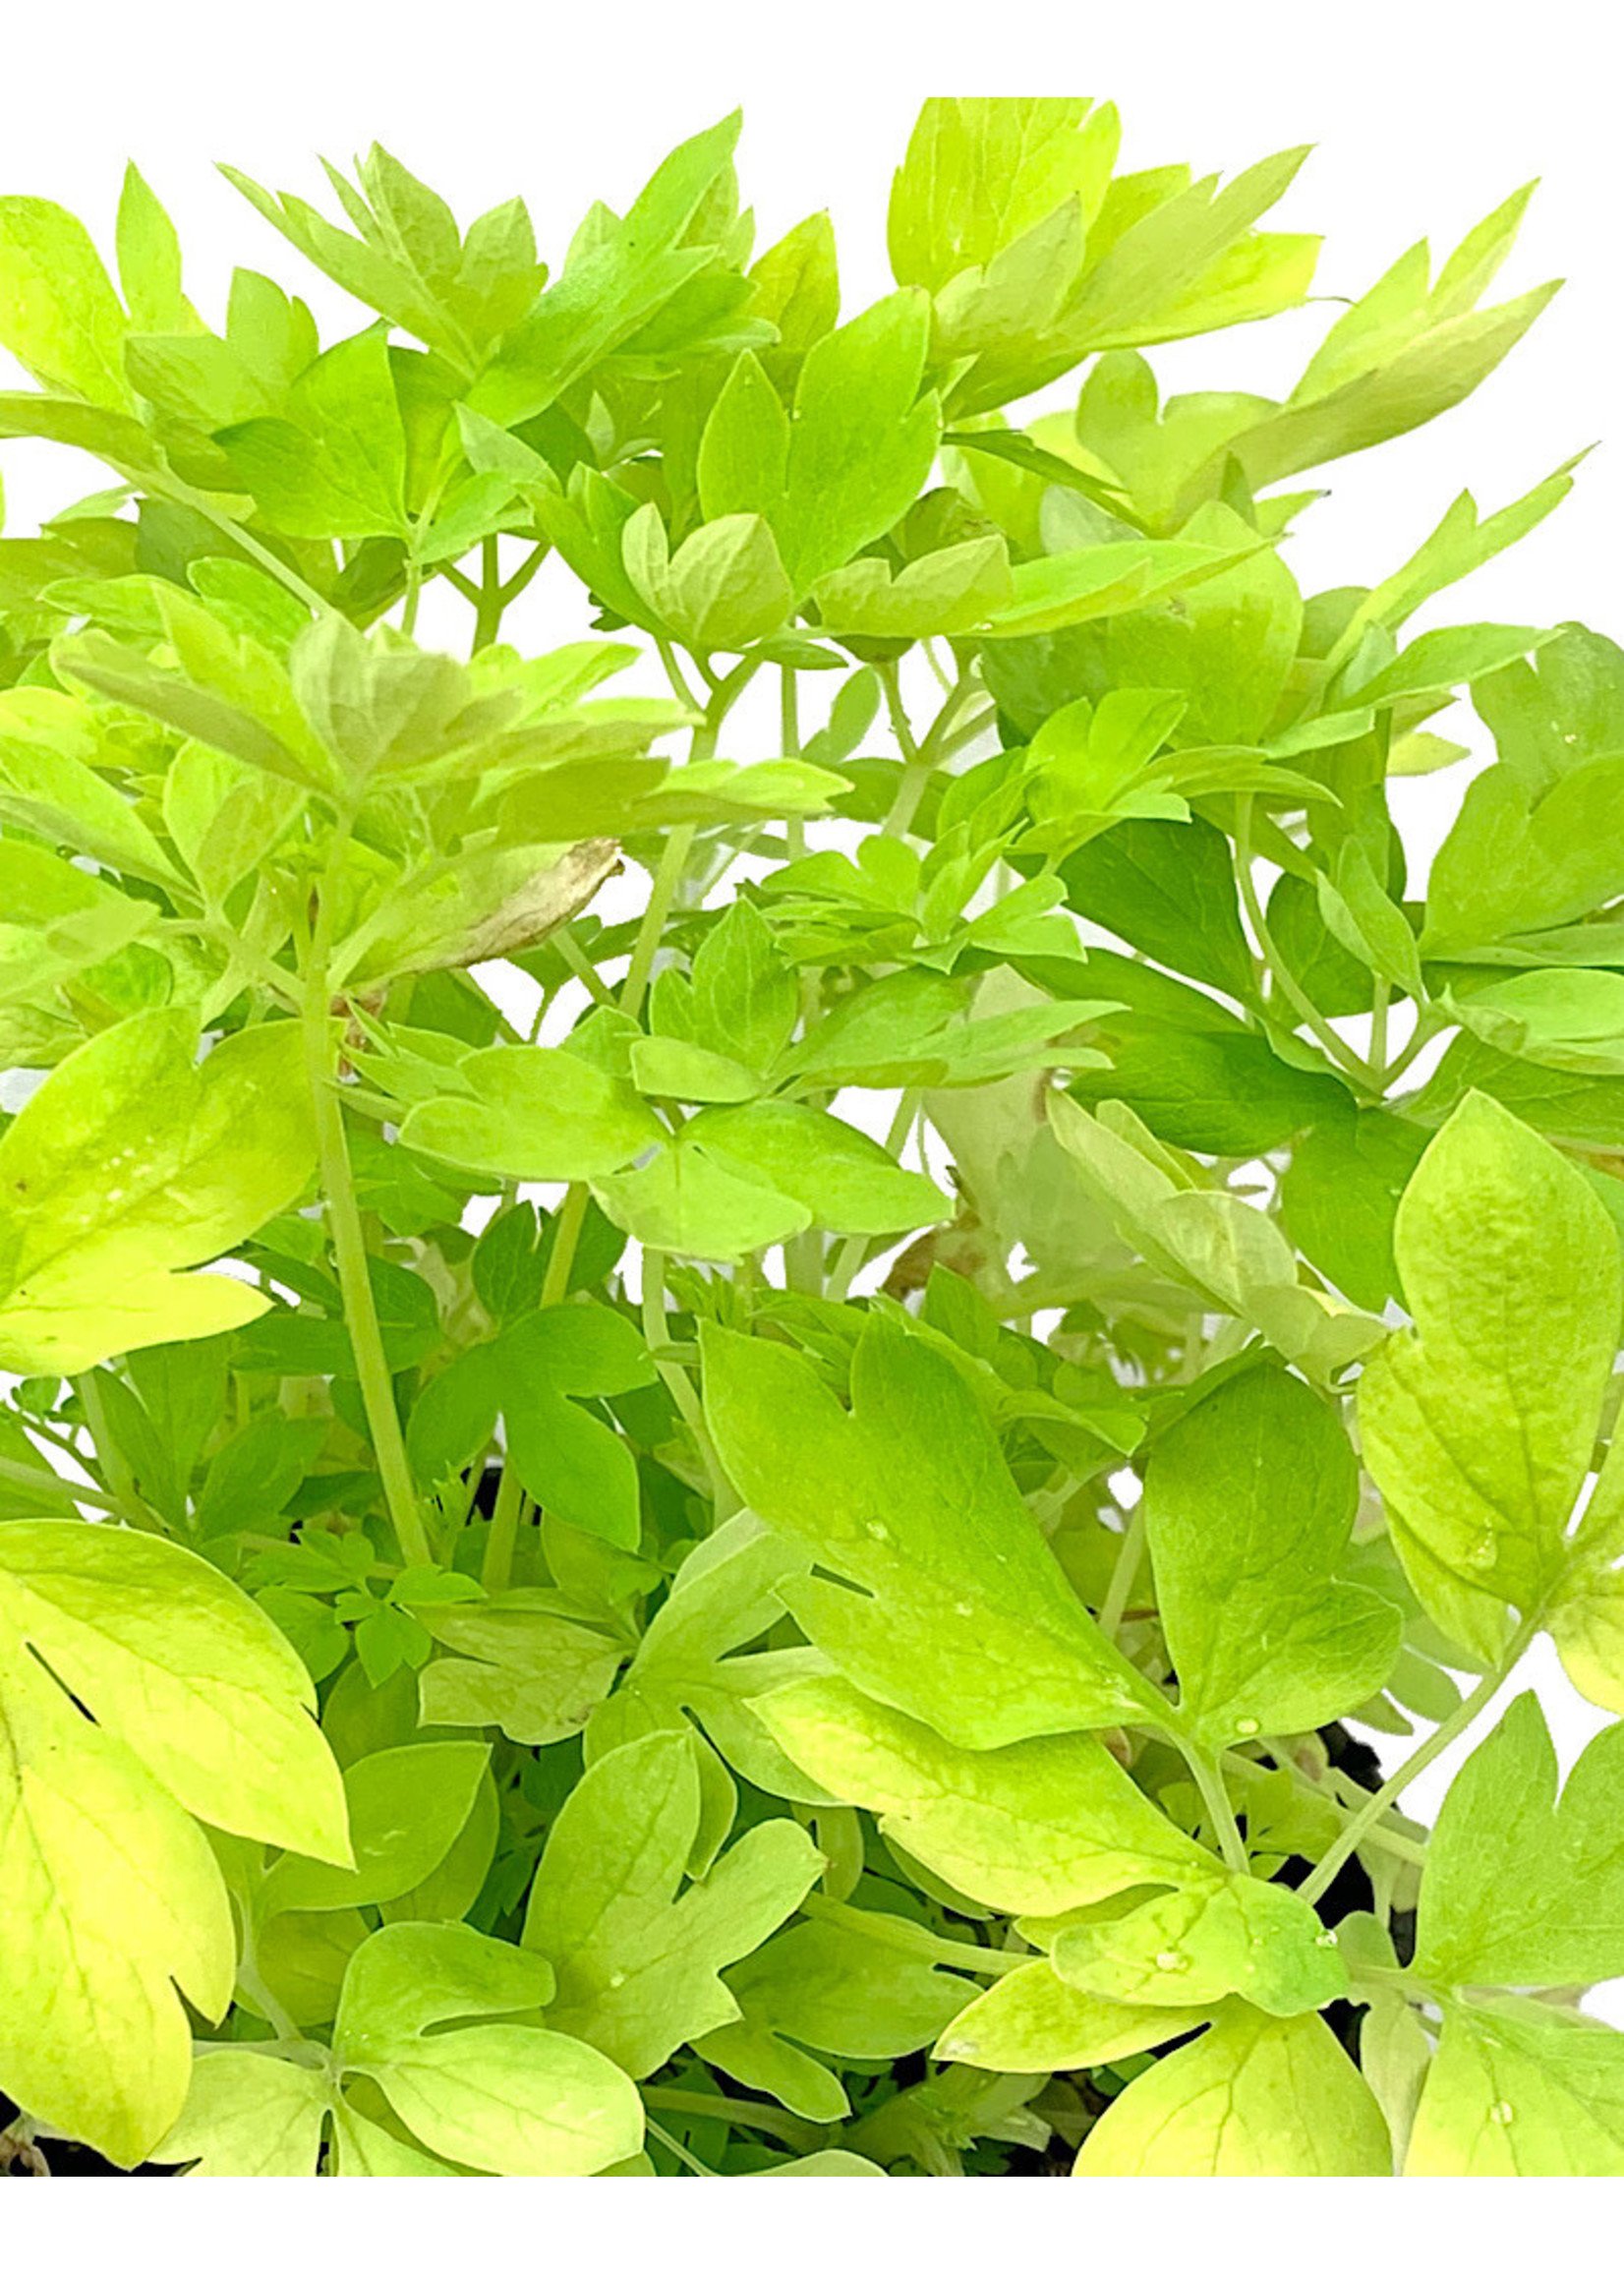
[0,93,1619,2179]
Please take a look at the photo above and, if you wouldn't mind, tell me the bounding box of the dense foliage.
[0,96,1621,2179]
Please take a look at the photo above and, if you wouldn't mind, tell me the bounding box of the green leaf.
[522,1730,820,2076]
[419,1596,625,1745]
[1049,1095,1382,1383]
[261,1740,487,1915]
[219,325,410,541]
[400,1043,663,1184]
[888,98,1118,295]
[755,1675,1213,1914]
[1105,501,1302,742]
[1412,1694,1624,1990]
[0,1520,347,2164]
[591,1511,822,1802]
[700,293,941,598]
[811,536,1013,641]
[702,1316,1166,1742]
[153,2049,330,2178]
[0,1013,318,1375]
[686,1101,949,1237]
[1358,1092,1620,1648]
[699,1905,976,2122]
[938,1961,1207,2073]
[1407,1996,1624,2177]
[1051,1876,1347,2017]
[1074,2005,1391,2176]
[1144,1368,1401,1747]
[0,197,131,406]
[1423,755,1624,954]
[335,1920,643,2177]
[622,504,791,651]
[1059,815,1256,1002]
[0,686,181,884]
[408,1307,655,1549]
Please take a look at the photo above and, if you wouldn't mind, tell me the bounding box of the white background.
[7,0,1624,2221]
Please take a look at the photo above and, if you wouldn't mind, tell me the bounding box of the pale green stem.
[1234,795,1383,1093]
[1298,1622,1538,1905]
[824,1090,919,1302]
[1182,1742,1251,1877]
[1098,1503,1146,1641]
[541,1184,592,1307]
[481,1458,527,1594]
[303,815,433,1568]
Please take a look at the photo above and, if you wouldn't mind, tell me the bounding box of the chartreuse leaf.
[1048,1094,1382,1384]
[702,1316,1168,1743]
[155,2050,332,2178]
[698,1904,976,2122]
[0,196,131,406]
[407,1306,654,1548]
[1144,1368,1402,1747]
[0,1011,318,1375]
[755,1677,1212,1914]
[588,1512,821,1800]
[523,1730,820,2076]
[939,1962,1208,2073]
[1412,1694,1624,1990]
[1407,1997,1624,2176]
[1050,1877,1347,2017]
[418,1596,625,1746]
[335,1921,641,2177]
[0,686,180,884]
[218,324,410,541]
[399,1042,662,1183]
[0,1521,347,2165]
[1358,1092,1620,1655]
[698,294,941,597]
[1074,2005,1391,2176]
[261,1741,488,1914]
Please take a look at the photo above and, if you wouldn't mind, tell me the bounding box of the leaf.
[888,98,1117,294]
[261,1740,488,1914]
[153,2049,330,2179]
[1143,1368,1401,1747]
[1051,1876,1347,2017]
[939,1962,1207,2073]
[1048,1094,1383,1383]
[408,1306,655,1549]
[0,1520,347,2164]
[1105,501,1302,742]
[1423,755,1624,954]
[419,1597,625,1745]
[400,1043,662,1184]
[0,1012,318,1375]
[702,1315,1167,1743]
[0,686,181,884]
[755,1676,1213,1914]
[0,197,130,406]
[1059,814,1256,1002]
[1073,2005,1391,2176]
[622,504,791,651]
[335,1920,643,2177]
[1406,1996,1624,2177]
[699,1905,976,2122]
[701,294,942,597]
[219,325,410,541]
[983,537,1257,640]
[687,1101,949,1237]
[592,1511,822,1801]
[1358,1092,1620,1649]
[522,1730,820,2076]
[810,536,1013,641]
[1411,1694,1624,1990]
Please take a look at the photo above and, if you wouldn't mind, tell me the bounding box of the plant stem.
[542,1183,592,1306]
[644,2114,717,2177]
[0,1452,120,1514]
[824,1089,918,1301]
[1098,1503,1145,1641]
[471,534,504,653]
[1233,796,1385,1093]
[642,2086,823,2155]
[1182,1742,1252,1876]
[481,1458,527,1593]
[302,816,433,1569]
[620,824,695,1020]
[1297,1623,1538,1905]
